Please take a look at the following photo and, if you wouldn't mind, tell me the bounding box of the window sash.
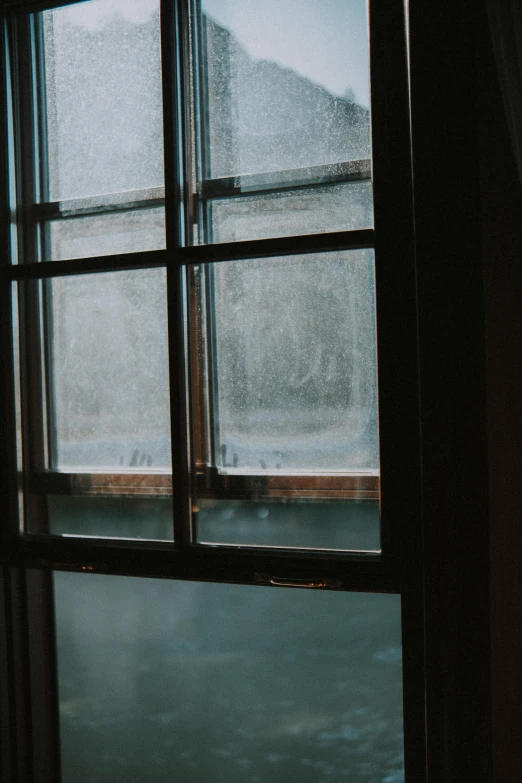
[0,0,421,577]
[0,3,428,781]
[1,0,419,570]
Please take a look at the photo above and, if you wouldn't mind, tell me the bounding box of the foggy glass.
[196,1,372,242]
[208,182,373,243]
[45,208,166,261]
[197,499,380,550]
[201,0,371,178]
[204,250,379,473]
[49,269,171,470]
[42,0,164,201]
[55,572,404,783]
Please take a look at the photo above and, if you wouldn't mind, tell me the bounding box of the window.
[0,1,425,781]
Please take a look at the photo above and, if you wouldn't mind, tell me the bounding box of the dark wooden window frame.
[3,1,490,782]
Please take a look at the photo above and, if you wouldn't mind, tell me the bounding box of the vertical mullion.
[189,0,219,518]
[161,0,192,548]
[0,17,18,740]
[11,13,37,267]
[369,2,424,783]
[11,13,50,535]
[192,1,220,472]
[32,14,59,471]
[33,9,50,261]
[0,18,22,553]
[193,0,212,244]
[202,262,220,468]
[0,38,25,783]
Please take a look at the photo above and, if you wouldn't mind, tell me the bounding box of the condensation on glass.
[197,251,378,472]
[17,268,172,539]
[190,249,380,550]
[194,0,373,243]
[46,208,166,261]
[54,572,404,783]
[209,182,373,244]
[37,0,165,259]
[49,269,170,471]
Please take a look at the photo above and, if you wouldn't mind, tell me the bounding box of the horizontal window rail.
[29,471,172,497]
[1,0,87,14]
[199,159,372,200]
[28,470,379,501]
[6,228,376,278]
[196,466,379,500]
[31,186,165,220]
[9,537,391,592]
[22,159,371,221]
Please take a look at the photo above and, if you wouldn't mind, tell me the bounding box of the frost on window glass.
[209,182,373,243]
[46,208,166,261]
[42,0,164,201]
[201,0,371,178]
[207,250,379,473]
[49,268,171,470]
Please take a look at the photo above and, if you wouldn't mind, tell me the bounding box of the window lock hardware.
[255,573,342,589]
[39,560,107,574]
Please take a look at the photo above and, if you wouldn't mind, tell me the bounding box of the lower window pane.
[54,573,404,783]
[197,499,380,551]
[49,496,173,541]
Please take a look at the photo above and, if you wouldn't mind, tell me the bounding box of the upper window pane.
[41,0,164,201]
[200,0,371,179]
[195,0,372,243]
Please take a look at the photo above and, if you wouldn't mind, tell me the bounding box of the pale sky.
[59,0,158,28]
[60,0,370,107]
[204,0,370,106]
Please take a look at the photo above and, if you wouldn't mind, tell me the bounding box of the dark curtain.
[487,0,522,187]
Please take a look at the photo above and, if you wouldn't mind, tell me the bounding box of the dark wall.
[409,3,491,778]
[479,22,522,783]
[409,2,520,779]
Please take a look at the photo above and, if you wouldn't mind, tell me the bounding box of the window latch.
[255,573,341,589]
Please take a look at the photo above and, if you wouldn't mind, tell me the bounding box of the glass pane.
[200,251,378,473]
[195,0,372,243]
[200,0,371,178]
[198,499,379,550]
[208,182,373,243]
[191,250,379,550]
[49,496,173,541]
[43,208,165,261]
[55,572,404,783]
[41,0,164,201]
[49,268,170,470]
